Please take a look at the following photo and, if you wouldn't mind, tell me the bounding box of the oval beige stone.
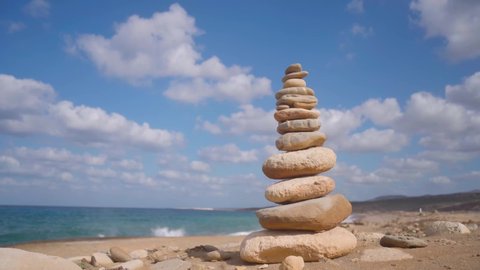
[276,131,326,151]
[263,146,335,179]
[277,119,320,135]
[239,227,357,263]
[275,87,315,100]
[276,105,290,111]
[265,175,335,203]
[276,95,318,108]
[256,194,352,231]
[283,79,306,88]
[293,102,316,110]
[281,71,309,83]
[274,108,319,122]
[285,63,302,74]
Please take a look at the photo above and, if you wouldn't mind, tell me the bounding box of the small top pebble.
[285,63,302,74]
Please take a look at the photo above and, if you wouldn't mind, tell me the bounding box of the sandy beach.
[10,210,480,270]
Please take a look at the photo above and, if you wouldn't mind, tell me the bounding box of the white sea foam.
[151,227,185,237]
[229,231,255,236]
[97,234,105,238]
[342,214,358,224]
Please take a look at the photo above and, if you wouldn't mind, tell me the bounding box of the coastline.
[6,211,480,269]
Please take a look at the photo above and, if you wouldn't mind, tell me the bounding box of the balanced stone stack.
[240,63,357,264]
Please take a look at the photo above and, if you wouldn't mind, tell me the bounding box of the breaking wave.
[229,230,256,236]
[151,227,185,237]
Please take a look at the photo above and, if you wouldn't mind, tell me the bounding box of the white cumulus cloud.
[410,0,480,61]
[198,144,258,163]
[0,74,183,150]
[71,3,271,103]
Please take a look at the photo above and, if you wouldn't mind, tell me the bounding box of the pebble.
[274,108,319,122]
[282,71,309,82]
[257,194,352,231]
[150,258,192,270]
[275,131,326,151]
[91,252,113,267]
[240,227,357,263]
[380,235,428,248]
[265,175,335,203]
[276,94,318,108]
[425,221,471,236]
[258,264,269,269]
[107,259,143,270]
[277,119,320,134]
[129,249,148,259]
[109,247,131,262]
[262,146,336,179]
[285,63,302,74]
[283,78,306,88]
[276,104,290,110]
[275,87,315,99]
[280,255,304,270]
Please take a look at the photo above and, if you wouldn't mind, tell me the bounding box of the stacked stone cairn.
[240,63,357,264]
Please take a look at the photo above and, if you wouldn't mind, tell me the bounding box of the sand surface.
[11,211,480,270]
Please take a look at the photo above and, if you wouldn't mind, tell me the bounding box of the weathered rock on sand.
[380,235,428,248]
[265,175,335,203]
[240,227,357,263]
[425,221,471,236]
[240,63,356,264]
[257,194,352,231]
[109,246,131,262]
[275,131,326,151]
[91,252,114,267]
[0,248,82,270]
[275,87,315,99]
[284,78,307,88]
[107,259,144,270]
[279,255,305,270]
[262,146,336,179]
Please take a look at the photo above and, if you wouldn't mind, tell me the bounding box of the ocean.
[0,205,261,246]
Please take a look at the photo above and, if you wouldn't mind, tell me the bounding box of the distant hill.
[369,195,408,201]
[352,191,480,213]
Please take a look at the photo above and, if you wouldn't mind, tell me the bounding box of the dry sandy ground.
[12,211,480,270]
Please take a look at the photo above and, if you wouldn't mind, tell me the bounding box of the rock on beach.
[262,147,336,179]
[257,194,352,231]
[240,227,357,263]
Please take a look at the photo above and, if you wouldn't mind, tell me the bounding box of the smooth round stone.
[274,108,319,122]
[380,235,428,248]
[293,102,316,110]
[275,87,315,100]
[0,248,82,270]
[256,194,352,231]
[285,63,302,74]
[263,146,336,179]
[239,227,357,263]
[277,119,320,135]
[280,256,304,270]
[276,105,290,111]
[110,247,131,262]
[276,95,318,108]
[281,71,309,83]
[276,131,326,151]
[283,79,306,88]
[265,175,335,204]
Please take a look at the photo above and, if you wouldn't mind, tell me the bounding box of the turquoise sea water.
[0,206,260,246]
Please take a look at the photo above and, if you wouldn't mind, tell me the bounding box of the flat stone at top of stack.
[239,63,356,264]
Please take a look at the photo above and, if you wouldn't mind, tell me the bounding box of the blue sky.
[0,0,479,208]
